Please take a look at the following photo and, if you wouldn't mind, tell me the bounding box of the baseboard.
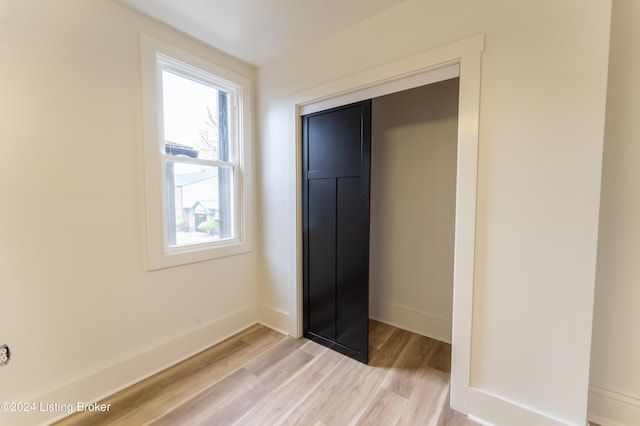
[9,305,258,426]
[588,383,640,426]
[468,414,496,426]
[468,387,576,426]
[258,304,291,336]
[369,298,452,344]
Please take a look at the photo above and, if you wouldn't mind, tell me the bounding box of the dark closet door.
[302,100,371,363]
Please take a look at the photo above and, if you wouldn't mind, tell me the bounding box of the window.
[141,35,253,270]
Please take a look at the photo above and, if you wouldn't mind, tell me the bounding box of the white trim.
[140,34,254,270]
[590,383,640,409]
[468,414,496,426]
[299,63,460,115]
[588,413,625,426]
[258,305,291,336]
[468,387,573,426]
[369,299,452,344]
[18,306,258,426]
[290,33,484,414]
[588,383,640,426]
[161,156,237,169]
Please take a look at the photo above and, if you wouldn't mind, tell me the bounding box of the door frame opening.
[291,34,484,414]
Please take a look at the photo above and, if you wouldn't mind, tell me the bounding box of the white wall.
[0,1,257,424]
[589,1,640,425]
[257,1,611,424]
[369,79,458,344]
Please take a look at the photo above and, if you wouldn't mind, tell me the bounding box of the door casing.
[291,34,484,414]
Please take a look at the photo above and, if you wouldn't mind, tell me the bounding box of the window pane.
[161,70,230,161]
[166,161,234,247]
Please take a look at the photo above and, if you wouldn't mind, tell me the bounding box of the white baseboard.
[258,304,291,336]
[369,298,452,344]
[468,414,496,426]
[588,383,640,426]
[9,305,258,426]
[468,387,576,426]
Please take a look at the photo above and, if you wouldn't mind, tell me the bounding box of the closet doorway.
[370,79,458,345]
[295,35,483,412]
[302,79,459,363]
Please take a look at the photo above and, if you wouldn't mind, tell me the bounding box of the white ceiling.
[118,0,407,66]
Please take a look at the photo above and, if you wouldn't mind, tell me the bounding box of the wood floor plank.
[318,360,388,425]
[285,325,413,426]
[243,336,308,377]
[279,356,365,426]
[398,367,450,426]
[431,341,452,374]
[368,319,395,350]
[177,340,314,425]
[369,326,413,366]
[298,339,328,357]
[354,387,408,425]
[54,321,480,426]
[235,347,344,425]
[150,367,258,426]
[381,332,437,399]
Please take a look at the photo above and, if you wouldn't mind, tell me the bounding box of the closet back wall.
[369,78,459,343]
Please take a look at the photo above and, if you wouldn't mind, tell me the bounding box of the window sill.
[147,238,252,271]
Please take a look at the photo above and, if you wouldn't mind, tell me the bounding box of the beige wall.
[589,0,640,424]
[257,0,611,424]
[0,1,257,423]
[370,79,458,343]
[0,0,628,425]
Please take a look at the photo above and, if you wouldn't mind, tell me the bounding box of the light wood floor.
[55,321,479,425]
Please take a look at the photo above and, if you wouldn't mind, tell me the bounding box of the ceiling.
[118,0,407,66]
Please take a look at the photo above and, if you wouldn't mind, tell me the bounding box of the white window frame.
[140,34,253,270]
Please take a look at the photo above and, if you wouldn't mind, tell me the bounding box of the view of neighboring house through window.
[160,59,236,248]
